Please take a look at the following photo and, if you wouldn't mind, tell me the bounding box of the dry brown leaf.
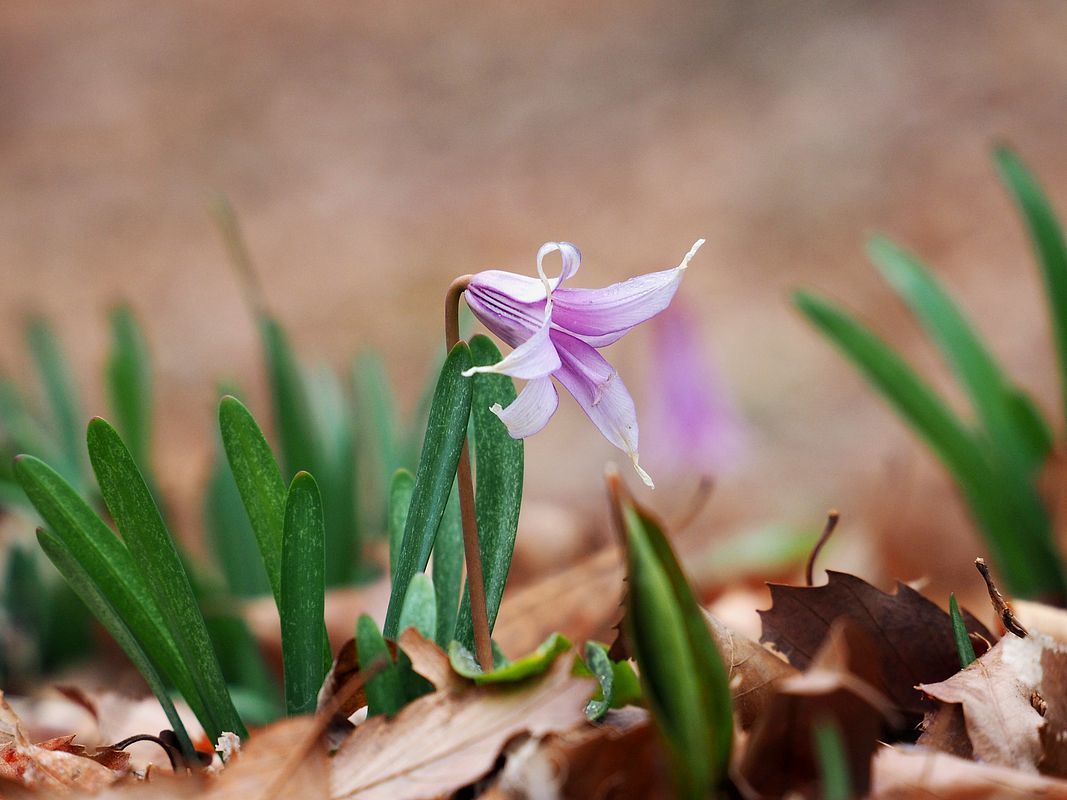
[397,629,466,693]
[0,690,123,793]
[870,745,1067,799]
[759,570,993,719]
[205,716,328,800]
[1017,599,1067,644]
[330,651,593,800]
[1040,638,1067,777]
[736,620,892,798]
[919,634,1045,772]
[702,609,796,731]
[317,639,366,719]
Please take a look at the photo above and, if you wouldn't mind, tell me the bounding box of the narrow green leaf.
[0,378,55,463]
[455,335,524,651]
[106,306,153,473]
[1004,387,1055,468]
[281,472,327,716]
[260,315,319,477]
[949,592,977,668]
[27,319,84,487]
[619,499,732,798]
[353,353,401,535]
[995,146,1067,427]
[814,718,852,800]
[356,614,405,718]
[87,418,245,740]
[869,235,1049,471]
[432,483,463,647]
[448,633,569,684]
[219,395,287,604]
[204,613,281,724]
[383,343,474,638]
[36,529,198,761]
[14,455,213,731]
[388,469,414,581]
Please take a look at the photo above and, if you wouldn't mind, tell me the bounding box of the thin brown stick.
[257,655,388,800]
[445,275,494,673]
[975,557,1029,638]
[669,474,715,533]
[805,509,840,587]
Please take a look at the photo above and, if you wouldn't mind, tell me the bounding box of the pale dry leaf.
[205,716,327,800]
[870,745,1067,799]
[397,629,466,693]
[1039,637,1067,777]
[919,634,1044,772]
[1017,600,1067,644]
[330,652,594,800]
[703,609,796,730]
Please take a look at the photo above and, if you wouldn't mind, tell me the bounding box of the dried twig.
[975,557,1028,638]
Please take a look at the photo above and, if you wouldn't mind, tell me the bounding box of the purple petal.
[463,312,560,380]
[551,240,703,348]
[490,376,559,438]
[550,329,653,487]
[464,273,546,349]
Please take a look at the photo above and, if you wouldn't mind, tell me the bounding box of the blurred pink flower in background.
[642,301,745,481]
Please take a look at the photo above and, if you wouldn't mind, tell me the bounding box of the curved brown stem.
[445,276,494,672]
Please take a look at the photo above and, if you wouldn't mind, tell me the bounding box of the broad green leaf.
[14,455,213,731]
[949,593,976,668]
[281,472,327,716]
[27,319,84,487]
[356,614,405,718]
[36,528,198,761]
[432,483,462,647]
[814,719,851,800]
[869,235,1050,471]
[106,306,153,473]
[260,315,319,478]
[87,418,245,740]
[205,432,271,598]
[995,146,1067,427]
[388,469,414,581]
[219,395,287,604]
[455,335,523,651]
[398,573,437,640]
[619,499,732,799]
[448,633,569,684]
[383,343,474,638]
[576,641,642,721]
[794,290,1065,598]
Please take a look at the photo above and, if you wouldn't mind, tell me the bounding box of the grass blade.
[948,592,976,668]
[613,485,733,798]
[14,454,213,730]
[87,417,245,740]
[432,483,462,647]
[36,528,198,761]
[383,343,474,638]
[27,319,85,487]
[219,395,287,604]
[995,146,1067,427]
[869,235,1050,470]
[455,335,523,650]
[388,469,414,581]
[106,306,153,473]
[281,472,327,715]
[260,315,319,477]
[814,718,852,800]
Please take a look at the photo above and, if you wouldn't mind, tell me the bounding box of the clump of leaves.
[796,147,1067,603]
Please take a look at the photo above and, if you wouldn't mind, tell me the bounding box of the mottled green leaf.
[449,633,569,685]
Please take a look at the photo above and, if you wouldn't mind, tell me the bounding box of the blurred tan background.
[3,0,1067,590]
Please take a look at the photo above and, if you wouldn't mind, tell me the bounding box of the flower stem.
[445,275,495,672]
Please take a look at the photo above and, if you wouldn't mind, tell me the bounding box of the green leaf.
[383,343,474,639]
[388,469,414,581]
[14,455,213,732]
[281,472,327,716]
[949,592,977,668]
[448,633,570,684]
[27,319,85,487]
[106,306,153,474]
[87,418,245,740]
[455,335,524,651]
[356,614,405,718]
[432,483,463,647]
[353,353,402,533]
[0,378,55,464]
[577,641,642,721]
[398,573,437,640]
[204,612,281,724]
[36,528,198,762]
[260,315,319,478]
[995,146,1067,428]
[814,718,852,800]
[618,499,732,798]
[869,235,1049,471]
[219,395,287,604]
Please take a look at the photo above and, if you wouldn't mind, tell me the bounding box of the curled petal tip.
[679,239,705,271]
[632,455,655,489]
